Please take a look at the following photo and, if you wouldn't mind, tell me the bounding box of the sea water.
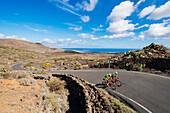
[63,48,139,53]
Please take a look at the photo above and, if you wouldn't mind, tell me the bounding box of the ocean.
[63,48,139,53]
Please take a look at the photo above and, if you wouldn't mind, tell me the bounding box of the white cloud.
[57,5,81,16]
[43,39,56,44]
[42,38,87,46]
[24,25,48,32]
[107,1,135,22]
[138,5,156,18]
[77,32,134,40]
[49,0,91,22]
[70,40,87,44]
[77,33,95,39]
[148,1,170,20]
[77,33,99,40]
[80,15,90,22]
[91,28,103,33]
[76,0,98,11]
[0,33,5,38]
[69,26,82,31]
[107,19,135,33]
[49,0,74,9]
[64,23,78,26]
[131,34,145,41]
[144,23,170,38]
[134,0,145,8]
[6,35,19,39]
[138,20,170,39]
[135,24,149,29]
[99,25,103,27]
[100,32,135,39]
[6,35,27,40]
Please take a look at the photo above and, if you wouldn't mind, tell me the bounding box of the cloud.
[76,0,98,11]
[77,32,134,40]
[57,5,81,16]
[131,34,145,41]
[100,32,135,39]
[64,23,78,26]
[6,35,27,40]
[80,15,90,22]
[42,38,87,46]
[70,40,87,44]
[137,20,170,40]
[49,0,90,22]
[91,24,104,33]
[43,38,56,44]
[144,23,170,38]
[147,1,170,20]
[135,24,149,29]
[24,25,48,32]
[138,5,156,18]
[99,25,103,27]
[134,0,145,8]
[77,33,99,40]
[107,19,135,33]
[69,26,82,31]
[49,0,74,9]
[107,1,135,22]
[0,33,5,38]
[91,28,103,33]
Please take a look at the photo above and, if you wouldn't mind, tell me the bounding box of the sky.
[0,0,170,48]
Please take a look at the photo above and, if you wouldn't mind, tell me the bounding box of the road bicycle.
[112,77,122,87]
[102,78,116,90]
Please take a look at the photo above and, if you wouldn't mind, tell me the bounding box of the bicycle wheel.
[109,83,116,90]
[115,80,122,87]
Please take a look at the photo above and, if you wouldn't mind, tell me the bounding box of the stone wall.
[52,73,114,113]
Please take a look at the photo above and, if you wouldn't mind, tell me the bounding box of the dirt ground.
[0,79,45,113]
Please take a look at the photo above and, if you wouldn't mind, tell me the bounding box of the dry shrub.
[47,77,65,93]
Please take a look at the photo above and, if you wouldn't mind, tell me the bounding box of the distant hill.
[0,39,65,53]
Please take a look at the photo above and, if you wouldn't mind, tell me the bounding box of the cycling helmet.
[115,72,118,74]
[108,73,112,76]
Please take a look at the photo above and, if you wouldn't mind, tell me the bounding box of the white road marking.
[125,70,170,80]
[113,91,152,113]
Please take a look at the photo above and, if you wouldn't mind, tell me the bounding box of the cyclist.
[104,73,112,86]
[112,72,119,81]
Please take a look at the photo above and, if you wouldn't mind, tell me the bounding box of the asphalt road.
[11,63,170,113]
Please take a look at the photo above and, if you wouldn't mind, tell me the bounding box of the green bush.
[45,93,59,108]
[47,77,66,92]
[42,63,53,68]
[0,68,6,72]
[76,64,82,67]
[71,59,74,61]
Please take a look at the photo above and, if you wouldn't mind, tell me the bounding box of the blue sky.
[0,0,170,48]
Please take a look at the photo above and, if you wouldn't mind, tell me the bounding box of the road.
[11,63,170,113]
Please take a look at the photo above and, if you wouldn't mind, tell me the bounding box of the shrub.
[42,63,53,68]
[76,64,82,67]
[45,93,59,108]
[0,72,17,79]
[24,63,33,67]
[47,77,65,92]
[0,68,6,72]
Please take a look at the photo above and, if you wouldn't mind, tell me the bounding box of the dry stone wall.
[52,73,114,113]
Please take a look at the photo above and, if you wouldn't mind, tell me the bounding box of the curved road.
[11,63,170,113]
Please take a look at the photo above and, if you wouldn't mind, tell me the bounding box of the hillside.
[0,39,64,53]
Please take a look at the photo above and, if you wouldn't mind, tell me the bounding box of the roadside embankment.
[52,73,136,113]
